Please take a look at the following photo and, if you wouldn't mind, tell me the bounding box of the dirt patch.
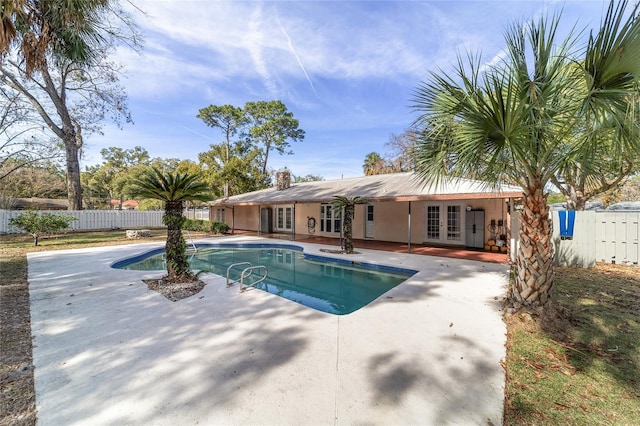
[143,278,206,302]
[319,248,361,255]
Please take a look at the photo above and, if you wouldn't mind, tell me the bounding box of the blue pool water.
[112,244,416,315]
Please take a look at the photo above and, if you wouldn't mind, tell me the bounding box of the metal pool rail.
[226,262,268,292]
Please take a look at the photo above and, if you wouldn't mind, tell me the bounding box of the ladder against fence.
[510,210,639,268]
[0,209,165,234]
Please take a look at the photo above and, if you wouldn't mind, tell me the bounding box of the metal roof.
[211,172,522,206]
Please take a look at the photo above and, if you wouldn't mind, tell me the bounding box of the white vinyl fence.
[511,210,640,268]
[0,209,165,234]
[183,208,210,221]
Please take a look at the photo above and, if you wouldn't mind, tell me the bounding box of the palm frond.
[134,167,212,203]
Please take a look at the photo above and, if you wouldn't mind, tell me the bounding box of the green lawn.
[504,264,640,425]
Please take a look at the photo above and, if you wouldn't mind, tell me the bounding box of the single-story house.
[110,199,139,210]
[209,172,522,250]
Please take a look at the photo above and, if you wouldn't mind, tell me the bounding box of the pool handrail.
[239,265,268,293]
[226,262,252,287]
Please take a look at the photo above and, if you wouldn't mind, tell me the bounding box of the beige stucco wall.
[226,205,260,231]
[464,198,510,242]
[220,197,512,247]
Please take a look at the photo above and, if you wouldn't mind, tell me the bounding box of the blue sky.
[84,0,611,180]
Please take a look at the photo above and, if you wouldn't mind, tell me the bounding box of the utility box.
[465,210,485,249]
[260,207,273,233]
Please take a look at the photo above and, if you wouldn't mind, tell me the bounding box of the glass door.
[424,202,464,245]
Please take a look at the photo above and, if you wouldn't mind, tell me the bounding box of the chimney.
[276,170,291,190]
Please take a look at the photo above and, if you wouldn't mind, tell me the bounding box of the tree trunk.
[511,183,554,307]
[64,135,83,210]
[343,204,354,253]
[163,200,189,279]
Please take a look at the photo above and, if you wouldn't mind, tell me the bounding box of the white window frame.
[215,208,225,222]
[275,206,293,231]
[320,203,341,234]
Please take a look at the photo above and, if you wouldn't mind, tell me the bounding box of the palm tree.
[1,0,111,75]
[332,195,368,254]
[363,152,385,175]
[412,1,640,307]
[135,168,212,281]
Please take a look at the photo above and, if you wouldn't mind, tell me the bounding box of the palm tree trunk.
[164,200,189,279]
[343,205,354,253]
[512,183,554,306]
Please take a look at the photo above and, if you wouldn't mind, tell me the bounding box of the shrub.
[9,210,76,246]
[211,221,230,234]
[182,219,209,232]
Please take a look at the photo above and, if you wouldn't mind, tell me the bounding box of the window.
[320,203,341,233]
[275,206,293,231]
[427,205,440,239]
[216,208,225,222]
[447,205,461,241]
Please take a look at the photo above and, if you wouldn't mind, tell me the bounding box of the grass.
[1,230,639,425]
[504,264,640,425]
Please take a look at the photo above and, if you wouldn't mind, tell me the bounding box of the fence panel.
[595,212,639,266]
[0,209,165,234]
[183,209,210,221]
[511,210,639,267]
[552,210,597,268]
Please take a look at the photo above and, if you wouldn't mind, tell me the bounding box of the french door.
[424,202,464,245]
[275,206,293,231]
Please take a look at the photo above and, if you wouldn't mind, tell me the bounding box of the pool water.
[113,244,416,315]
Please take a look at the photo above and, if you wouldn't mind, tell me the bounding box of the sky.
[83,0,612,180]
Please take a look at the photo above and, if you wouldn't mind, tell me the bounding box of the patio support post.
[292,202,296,241]
[258,204,261,237]
[408,201,412,253]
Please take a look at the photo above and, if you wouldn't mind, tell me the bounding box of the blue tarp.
[558,210,576,239]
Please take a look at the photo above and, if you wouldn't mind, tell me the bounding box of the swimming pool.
[112,243,416,315]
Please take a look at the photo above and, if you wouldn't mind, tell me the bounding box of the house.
[209,171,522,250]
[110,199,139,210]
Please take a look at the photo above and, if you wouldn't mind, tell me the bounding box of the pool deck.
[28,235,508,425]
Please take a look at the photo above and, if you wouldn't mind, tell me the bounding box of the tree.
[550,127,640,209]
[412,1,640,307]
[0,1,140,210]
[0,85,62,179]
[9,210,76,246]
[196,104,246,197]
[598,172,640,204]
[244,100,305,177]
[292,173,323,183]
[94,146,150,209]
[0,0,118,76]
[133,168,212,281]
[197,101,304,190]
[363,152,385,175]
[384,131,418,172]
[198,140,265,197]
[0,160,66,198]
[332,195,368,254]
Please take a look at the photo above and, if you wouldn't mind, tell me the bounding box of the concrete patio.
[28,235,508,425]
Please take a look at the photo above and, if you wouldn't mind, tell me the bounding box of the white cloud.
[87,0,613,179]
